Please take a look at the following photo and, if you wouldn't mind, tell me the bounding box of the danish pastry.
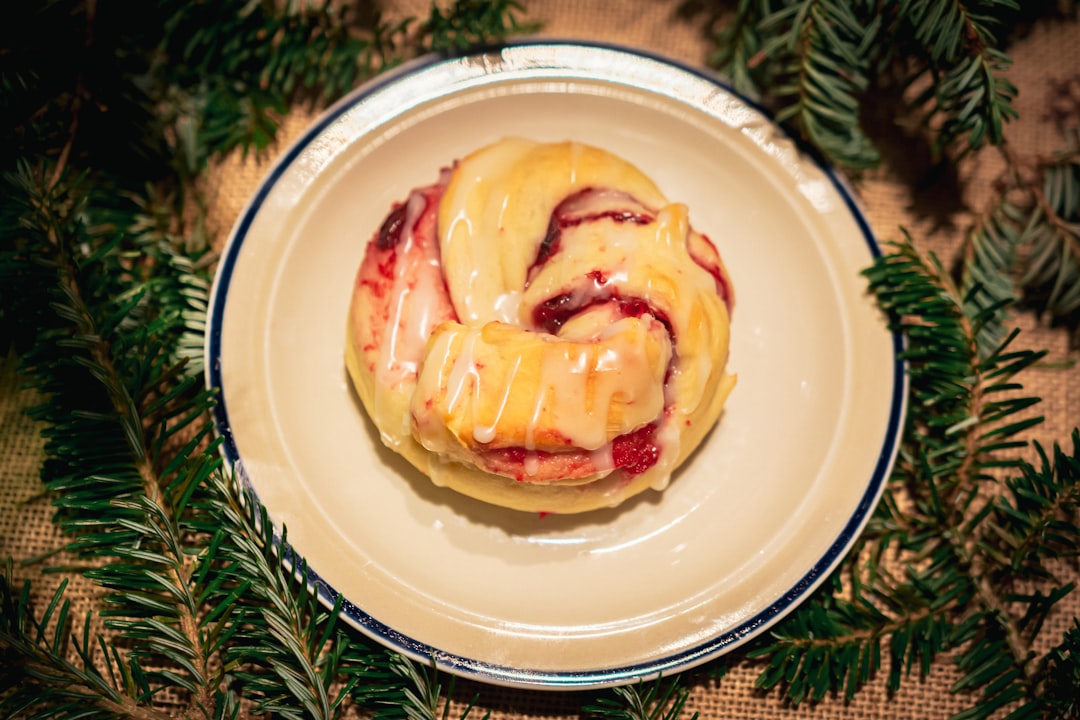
[346,138,735,513]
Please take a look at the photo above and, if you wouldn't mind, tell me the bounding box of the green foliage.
[762,0,882,168]
[901,0,1020,156]
[737,234,1080,717]
[747,574,897,702]
[1018,140,1080,334]
[353,652,488,720]
[583,676,696,720]
[157,0,408,164]
[699,0,1024,169]
[0,145,340,716]
[208,485,355,720]
[708,0,767,98]
[959,128,1080,349]
[1041,619,1080,719]
[959,201,1028,357]
[422,0,538,52]
[0,564,168,719]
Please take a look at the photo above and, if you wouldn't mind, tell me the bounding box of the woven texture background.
[2,1,1078,717]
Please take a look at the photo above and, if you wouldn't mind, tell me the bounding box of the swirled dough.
[346,138,735,514]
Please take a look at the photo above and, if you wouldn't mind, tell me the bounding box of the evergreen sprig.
[1041,619,1080,719]
[901,0,1020,157]
[157,0,410,164]
[352,651,487,720]
[699,0,1025,169]
[422,0,538,52]
[761,0,882,168]
[737,235,1080,717]
[583,676,696,720]
[1017,139,1080,337]
[160,0,531,166]
[959,129,1080,348]
[0,155,457,715]
[0,565,172,720]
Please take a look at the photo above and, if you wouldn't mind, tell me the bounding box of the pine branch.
[746,573,909,702]
[958,202,1027,357]
[704,0,1024,169]
[0,563,172,720]
[866,236,1044,500]
[706,0,769,98]
[0,143,445,720]
[583,676,696,720]
[1039,618,1080,719]
[420,0,538,53]
[156,0,410,163]
[207,476,356,720]
[760,0,882,169]
[352,652,486,720]
[863,238,1059,717]
[958,131,1080,347]
[0,158,237,715]
[740,232,1079,715]
[901,0,1020,158]
[1019,141,1080,331]
[0,156,428,717]
[155,0,533,166]
[981,432,1080,585]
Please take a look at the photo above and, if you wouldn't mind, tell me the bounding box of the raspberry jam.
[532,291,672,336]
[611,423,660,475]
[376,203,407,249]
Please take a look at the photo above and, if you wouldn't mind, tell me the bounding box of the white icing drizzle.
[491,290,522,324]
[443,325,481,417]
[523,452,540,479]
[375,191,441,388]
[590,446,614,473]
[471,351,520,445]
[650,419,683,491]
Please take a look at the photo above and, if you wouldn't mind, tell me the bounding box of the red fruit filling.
[611,423,660,475]
[695,233,733,310]
[376,203,408,249]
[532,291,672,337]
[479,422,661,482]
[531,188,653,271]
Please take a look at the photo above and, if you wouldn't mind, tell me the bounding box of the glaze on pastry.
[346,138,735,514]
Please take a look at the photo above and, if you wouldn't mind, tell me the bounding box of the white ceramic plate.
[206,41,905,689]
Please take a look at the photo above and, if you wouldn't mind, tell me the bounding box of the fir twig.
[1039,618,1080,719]
[762,0,881,169]
[704,0,1022,169]
[583,676,696,720]
[705,0,768,98]
[742,232,1080,718]
[0,563,170,720]
[209,476,356,720]
[901,0,1020,158]
[420,0,538,52]
[959,132,1080,348]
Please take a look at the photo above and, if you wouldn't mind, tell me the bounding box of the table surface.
[2,2,1078,718]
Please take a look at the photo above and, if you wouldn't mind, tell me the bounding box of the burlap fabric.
[2,2,1077,717]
